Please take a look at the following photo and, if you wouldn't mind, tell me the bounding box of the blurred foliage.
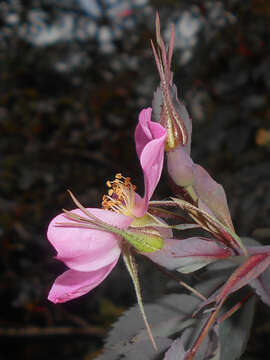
[0,0,270,359]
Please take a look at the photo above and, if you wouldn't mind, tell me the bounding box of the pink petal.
[48,259,119,303]
[134,108,167,217]
[135,108,154,158]
[47,208,132,272]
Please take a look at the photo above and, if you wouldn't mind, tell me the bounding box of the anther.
[108,189,113,196]
[102,173,136,215]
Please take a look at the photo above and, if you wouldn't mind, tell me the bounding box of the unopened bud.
[151,13,192,152]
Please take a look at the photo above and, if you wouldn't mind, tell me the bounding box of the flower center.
[102,173,136,217]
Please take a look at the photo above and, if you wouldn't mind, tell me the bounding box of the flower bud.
[151,13,192,152]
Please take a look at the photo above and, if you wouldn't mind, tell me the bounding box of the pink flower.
[47,108,167,303]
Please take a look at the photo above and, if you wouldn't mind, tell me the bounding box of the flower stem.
[123,248,158,351]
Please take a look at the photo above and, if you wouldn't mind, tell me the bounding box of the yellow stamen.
[102,173,136,216]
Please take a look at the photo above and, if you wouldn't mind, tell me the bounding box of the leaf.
[163,335,188,360]
[96,293,203,360]
[241,236,262,247]
[97,265,256,360]
[166,146,195,188]
[242,237,270,306]
[166,289,254,360]
[163,289,255,360]
[186,304,220,359]
[133,316,196,344]
[249,264,270,306]
[215,252,270,304]
[195,260,238,299]
[195,240,270,313]
[95,337,173,360]
[94,348,119,360]
[146,238,234,273]
[172,198,247,255]
[96,239,260,360]
[193,238,259,313]
[101,292,221,359]
[105,294,201,350]
[164,318,220,360]
[218,290,256,360]
[193,165,234,232]
[121,338,173,360]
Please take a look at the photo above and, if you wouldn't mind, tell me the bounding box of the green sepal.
[111,226,163,253]
[64,190,163,253]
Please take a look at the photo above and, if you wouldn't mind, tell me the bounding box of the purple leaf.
[96,337,172,360]
[121,337,173,360]
[166,147,195,188]
[197,252,270,312]
[172,198,246,253]
[216,253,270,304]
[250,265,270,306]
[105,294,201,350]
[196,260,237,297]
[146,238,233,273]
[218,291,256,360]
[247,245,270,255]
[164,336,187,360]
[164,322,219,360]
[194,261,237,315]
[193,164,234,232]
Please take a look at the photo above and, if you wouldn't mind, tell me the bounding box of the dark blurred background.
[0,0,270,359]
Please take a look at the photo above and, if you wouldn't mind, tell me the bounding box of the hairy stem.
[122,248,158,351]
